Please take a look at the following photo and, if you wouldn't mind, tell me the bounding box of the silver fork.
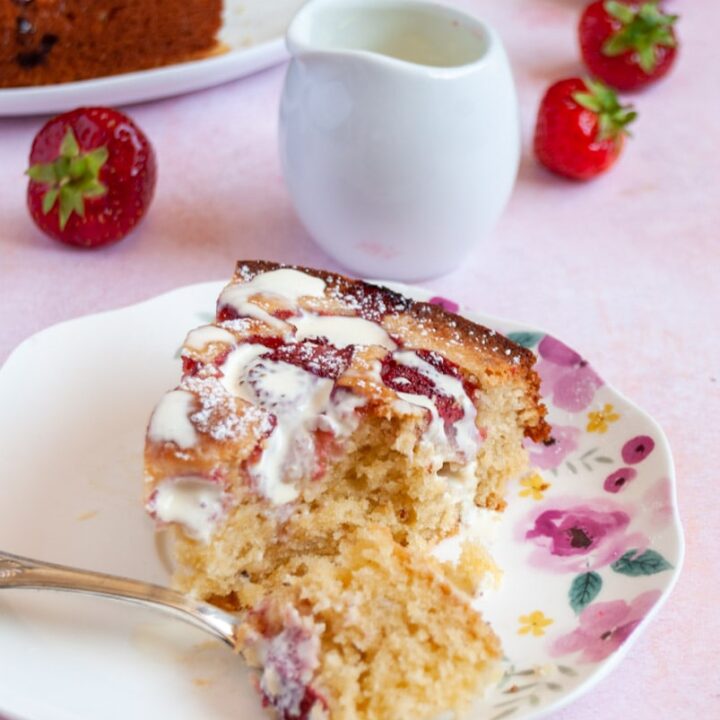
[0,550,240,648]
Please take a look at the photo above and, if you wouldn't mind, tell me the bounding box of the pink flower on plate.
[621,435,655,464]
[552,590,662,662]
[603,467,638,494]
[525,425,581,470]
[428,296,460,314]
[536,335,603,412]
[523,498,648,573]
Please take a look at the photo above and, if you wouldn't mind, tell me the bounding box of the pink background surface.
[0,0,718,717]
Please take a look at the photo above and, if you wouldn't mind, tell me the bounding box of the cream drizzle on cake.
[226,355,362,504]
[219,344,269,400]
[150,476,228,542]
[291,314,396,350]
[315,390,367,435]
[218,268,327,328]
[393,350,479,460]
[148,390,198,448]
[245,361,336,504]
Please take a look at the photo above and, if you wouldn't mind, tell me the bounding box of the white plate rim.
[0,39,287,117]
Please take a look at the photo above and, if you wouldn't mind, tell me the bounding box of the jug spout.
[286,0,492,71]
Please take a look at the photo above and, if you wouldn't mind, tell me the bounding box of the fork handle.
[0,550,238,647]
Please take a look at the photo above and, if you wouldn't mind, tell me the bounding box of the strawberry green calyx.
[602,1,678,73]
[572,79,637,141]
[26,128,108,230]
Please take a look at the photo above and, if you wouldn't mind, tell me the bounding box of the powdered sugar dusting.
[265,338,352,380]
[182,372,273,442]
[325,279,409,323]
[218,318,253,333]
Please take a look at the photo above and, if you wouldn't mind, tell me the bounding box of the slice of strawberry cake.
[144,261,549,719]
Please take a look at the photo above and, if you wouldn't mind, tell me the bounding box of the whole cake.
[0,0,222,88]
[144,261,550,719]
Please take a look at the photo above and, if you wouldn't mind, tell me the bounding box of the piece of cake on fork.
[144,261,549,719]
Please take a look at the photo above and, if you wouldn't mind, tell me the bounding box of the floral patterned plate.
[0,280,683,720]
[383,282,684,720]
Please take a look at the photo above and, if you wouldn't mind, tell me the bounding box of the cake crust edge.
[231,259,550,443]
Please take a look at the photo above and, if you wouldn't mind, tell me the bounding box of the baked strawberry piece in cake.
[144,261,549,719]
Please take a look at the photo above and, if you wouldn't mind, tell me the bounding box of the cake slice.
[144,261,549,718]
[1,0,222,88]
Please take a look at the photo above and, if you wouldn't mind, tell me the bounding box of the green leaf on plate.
[557,665,578,676]
[490,708,518,720]
[569,571,602,613]
[611,548,673,576]
[507,331,544,349]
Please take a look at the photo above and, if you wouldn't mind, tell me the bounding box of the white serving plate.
[0,280,683,719]
[0,0,306,117]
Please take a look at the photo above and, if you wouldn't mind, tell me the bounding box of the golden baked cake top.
[228,260,543,383]
[144,261,548,538]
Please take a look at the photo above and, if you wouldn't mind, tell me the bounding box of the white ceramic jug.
[279,0,520,280]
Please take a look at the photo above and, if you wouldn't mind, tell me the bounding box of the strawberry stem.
[602,1,678,74]
[572,78,637,141]
[26,128,108,230]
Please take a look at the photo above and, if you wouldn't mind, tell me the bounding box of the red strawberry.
[579,1,678,91]
[534,78,637,181]
[26,107,156,248]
